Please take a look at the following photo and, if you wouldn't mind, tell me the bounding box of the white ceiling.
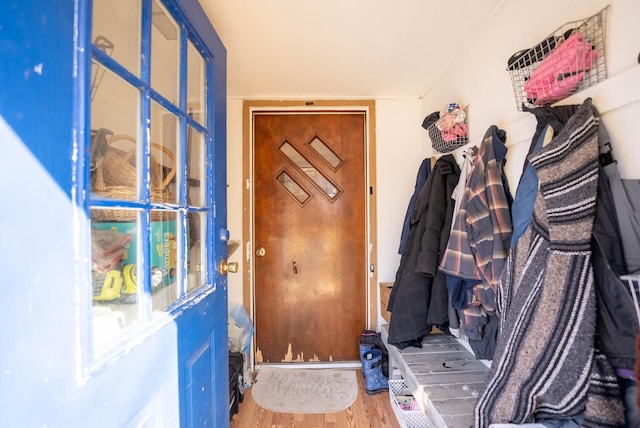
[201,0,505,99]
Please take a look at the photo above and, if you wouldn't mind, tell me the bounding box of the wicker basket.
[92,134,176,190]
[91,206,174,223]
[91,134,176,222]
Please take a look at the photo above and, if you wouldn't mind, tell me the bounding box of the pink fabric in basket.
[441,122,468,142]
[398,397,421,411]
[524,31,598,105]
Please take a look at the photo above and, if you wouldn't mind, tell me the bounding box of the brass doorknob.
[220,259,239,275]
[256,247,266,257]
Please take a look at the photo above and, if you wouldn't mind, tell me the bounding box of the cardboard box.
[380,282,393,323]
[92,221,177,290]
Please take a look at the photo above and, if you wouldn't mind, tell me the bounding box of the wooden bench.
[381,324,489,428]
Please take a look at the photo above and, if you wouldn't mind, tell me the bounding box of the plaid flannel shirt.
[440,126,512,314]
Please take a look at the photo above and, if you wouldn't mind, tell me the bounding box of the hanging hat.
[421,111,440,130]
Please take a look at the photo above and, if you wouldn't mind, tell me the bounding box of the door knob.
[256,247,266,257]
[220,259,239,275]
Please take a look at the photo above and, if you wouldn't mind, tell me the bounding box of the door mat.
[251,366,358,414]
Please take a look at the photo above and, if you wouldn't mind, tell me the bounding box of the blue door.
[0,0,228,426]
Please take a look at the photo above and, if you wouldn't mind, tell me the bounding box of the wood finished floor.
[230,369,401,428]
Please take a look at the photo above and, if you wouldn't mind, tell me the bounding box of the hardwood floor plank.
[231,369,401,428]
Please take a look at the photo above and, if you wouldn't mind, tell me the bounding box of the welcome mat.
[251,366,358,414]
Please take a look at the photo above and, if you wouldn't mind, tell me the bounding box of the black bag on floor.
[229,351,244,419]
[359,329,389,378]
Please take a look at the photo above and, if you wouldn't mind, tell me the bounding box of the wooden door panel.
[185,340,213,427]
[254,112,366,362]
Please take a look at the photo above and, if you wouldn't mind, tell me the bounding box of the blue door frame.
[0,0,229,426]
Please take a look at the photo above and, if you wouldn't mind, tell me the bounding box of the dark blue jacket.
[398,157,431,254]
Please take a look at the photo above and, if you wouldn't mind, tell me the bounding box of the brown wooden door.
[253,112,367,363]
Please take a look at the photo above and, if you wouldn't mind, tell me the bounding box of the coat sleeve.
[415,164,450,276]
[465,160,511,289]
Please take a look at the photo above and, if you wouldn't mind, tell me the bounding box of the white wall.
[420,0,640,187]
[226,97,244,309]
[374,98,424,282]
[226,0,640,316]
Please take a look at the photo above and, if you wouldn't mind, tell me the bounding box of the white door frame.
[242,100,378,368]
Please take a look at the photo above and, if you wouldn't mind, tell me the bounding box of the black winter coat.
[387,154,460,347]
[592,165,638,370]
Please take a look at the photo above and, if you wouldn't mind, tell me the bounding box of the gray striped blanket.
[474,98,625,427]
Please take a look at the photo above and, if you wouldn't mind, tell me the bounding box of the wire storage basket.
[427,104,468,154]
[507,6,608,111]
[389,379,432,428]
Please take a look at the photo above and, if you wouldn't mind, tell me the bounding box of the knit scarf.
[474,98,625,427]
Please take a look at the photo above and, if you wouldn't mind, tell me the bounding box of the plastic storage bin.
[389,379,431,428]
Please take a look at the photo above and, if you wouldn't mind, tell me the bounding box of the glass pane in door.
[90,65,141,200]
[187,40,206,125]
[90,208,142,352]
[150,100,179,203]
[151,0,180,104]
[150,210,180,310]
[92,0,141,77]
[187,126,205,207]
[187,211,206,292]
